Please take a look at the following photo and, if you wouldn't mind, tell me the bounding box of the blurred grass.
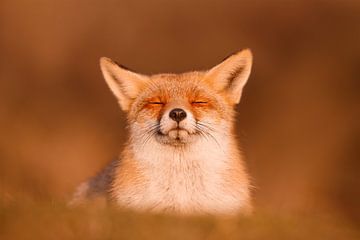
[0,200,359,240]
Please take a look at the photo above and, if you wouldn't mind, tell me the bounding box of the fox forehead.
[151,71,205,82]
[139,71,216,99]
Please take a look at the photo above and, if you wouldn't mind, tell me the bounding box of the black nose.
[169,108,187,122]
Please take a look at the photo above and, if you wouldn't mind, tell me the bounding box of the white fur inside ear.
[205,49,253,104]
[99,57,148,111]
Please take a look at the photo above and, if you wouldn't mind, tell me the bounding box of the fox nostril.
[169,108,187,122]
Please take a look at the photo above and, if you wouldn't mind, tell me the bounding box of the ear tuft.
[205,49,253,104]
[99,57,148,111]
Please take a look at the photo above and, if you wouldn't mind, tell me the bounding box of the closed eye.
[148,102,164,105]
[192,101,208,104]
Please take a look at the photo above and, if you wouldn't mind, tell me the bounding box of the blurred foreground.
[0,201,359,240]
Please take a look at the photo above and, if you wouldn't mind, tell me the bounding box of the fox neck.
[115,124,249,215]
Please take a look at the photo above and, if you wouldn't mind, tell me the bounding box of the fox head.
[100,50,252,147]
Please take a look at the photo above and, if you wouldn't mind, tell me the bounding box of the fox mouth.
[156,127,191,145]
[142,121,215,146]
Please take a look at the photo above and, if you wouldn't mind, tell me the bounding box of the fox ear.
[205,49,253,104]
[100,57,149,111]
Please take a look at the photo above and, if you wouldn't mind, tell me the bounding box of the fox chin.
[70,49,254,216]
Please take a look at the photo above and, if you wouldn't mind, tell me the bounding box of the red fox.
[71,49,253,216]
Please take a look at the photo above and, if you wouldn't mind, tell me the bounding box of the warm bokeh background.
[0,0,359,238]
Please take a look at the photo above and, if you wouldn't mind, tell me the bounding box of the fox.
[70,49,254,216]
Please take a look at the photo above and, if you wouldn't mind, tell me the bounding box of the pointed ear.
[204,49,253,104]
[100,57,149,111]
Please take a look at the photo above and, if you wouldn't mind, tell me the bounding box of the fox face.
[128,73,235,146]
[100,49,252,147]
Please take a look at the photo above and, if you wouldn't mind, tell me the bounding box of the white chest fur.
[113,135,249,215]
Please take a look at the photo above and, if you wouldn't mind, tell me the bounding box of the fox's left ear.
[204,49,253,104]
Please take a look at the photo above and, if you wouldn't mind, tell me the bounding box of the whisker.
[195,125,211,142]
[197,121,216,132]
[195,122,223,151]
[134,122,162,150]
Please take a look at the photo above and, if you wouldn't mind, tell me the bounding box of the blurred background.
[0,0,359,229]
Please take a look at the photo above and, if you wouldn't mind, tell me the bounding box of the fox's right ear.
[100,57,149,111]
[204,49,253,104]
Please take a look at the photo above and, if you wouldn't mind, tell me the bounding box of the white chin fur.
[168,129,189,140]
[155,129,193,145]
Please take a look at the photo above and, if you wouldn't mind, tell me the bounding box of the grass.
[0,201,359,240]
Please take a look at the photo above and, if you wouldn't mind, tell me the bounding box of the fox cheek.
[191,107,206,122]
[134,107,160,124]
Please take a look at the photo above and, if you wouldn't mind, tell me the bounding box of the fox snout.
[158,106,196,144]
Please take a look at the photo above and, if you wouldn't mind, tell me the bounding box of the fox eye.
[192,101,208,104]
[148,102,164,105]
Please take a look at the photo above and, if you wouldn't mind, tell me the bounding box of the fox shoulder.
[69,159,118,206]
